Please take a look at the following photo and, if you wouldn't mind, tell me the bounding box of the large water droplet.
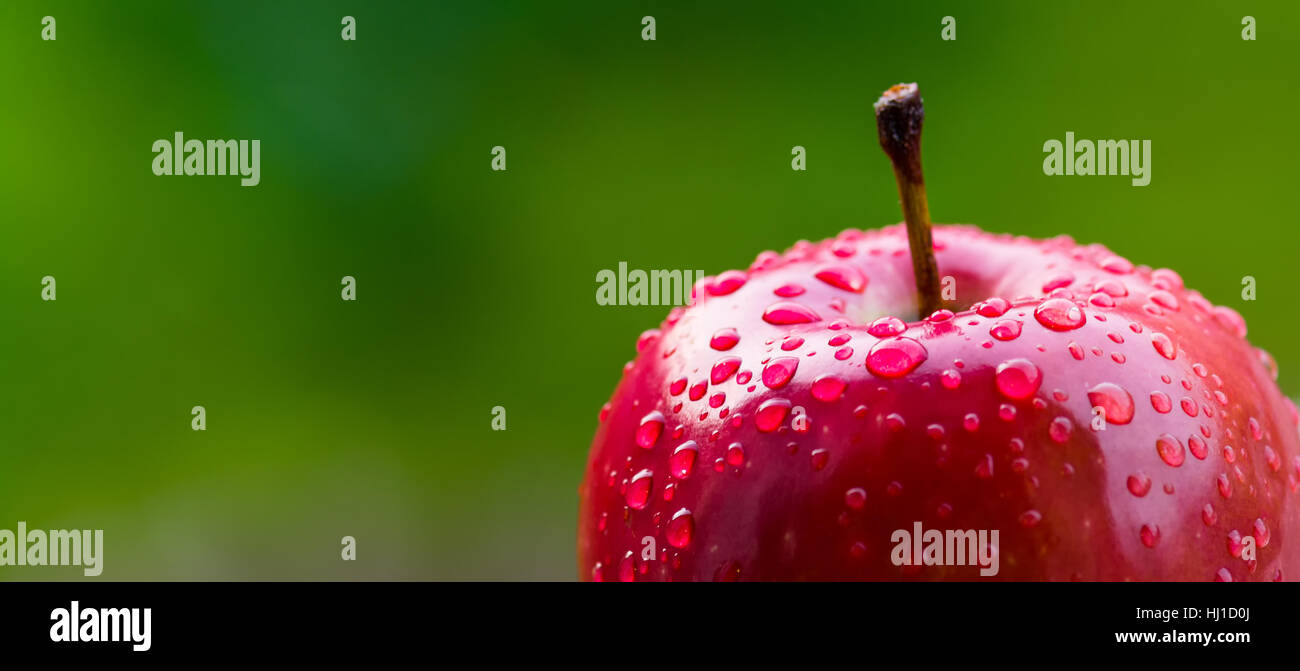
[1156,433,1185,467]
[708,270,748,296]
[994,358,1042,400]
[814,265,867,293]
[866,337,928,378]
[811,374,847,402]
[1100,256,1134,273]
[725,442,745,466]
[755,398,792,432]
[1042,273,1075,292]
[626,469,654,510]
[666,509,695,548]
[975,297,1010,318]
[763,301,821,325]
[710,328,742,353]
[636,411,665,449]
[1087,383,1134,424]
[989,319,1023,341]
[1034,298,1086,331]
[1149,290,1179,311]
[1150,332,1176,360]
[867,316,907,337]
[670,441,698,479]
[762,357,799,389]
[710,356,742,384]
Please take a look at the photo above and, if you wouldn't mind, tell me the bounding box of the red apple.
[577,84,1299,581]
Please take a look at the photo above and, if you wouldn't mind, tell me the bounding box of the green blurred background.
[0,1,1295,579]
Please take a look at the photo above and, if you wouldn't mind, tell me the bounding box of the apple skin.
[578,224,1300,581]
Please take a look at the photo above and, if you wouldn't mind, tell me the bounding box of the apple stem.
[874,83,942,319]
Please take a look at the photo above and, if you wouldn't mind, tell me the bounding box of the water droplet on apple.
[1042,273,1075,292]
[670,441,698,479]
[975,297,1010,317]
[811,374,847,402]
[814,265,867,293]
[989,319,1023,341]
[710,328,740,351]
[1087,383,1134,424]
[1156,434,1185,467]
[636,411,665,449]
[1150,391,1172,414]
[994,358,1042,400]
[866,337,928,378]
[708,270,748,296]
[1254,518,1271,547]
[1049,417,1073,443]
[1128,473,1152,497]
[1227,529,1244,557]
[1149,290,1179,310]
[725,442,745,466]
[755,398,791,432]
[1034,298,1086,331]
[710,356,741,384]
[626,469,653,510]
[762,301,821,325]
[1100,256,1134,273]
[845,487,867,510]
[1140,523,1161,548]
[867,316,907,337]
[666,508,694,548]
[762,357,799,389]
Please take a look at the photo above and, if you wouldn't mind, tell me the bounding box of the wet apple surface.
[579,224,1298,580]
[578,84,1299,581]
